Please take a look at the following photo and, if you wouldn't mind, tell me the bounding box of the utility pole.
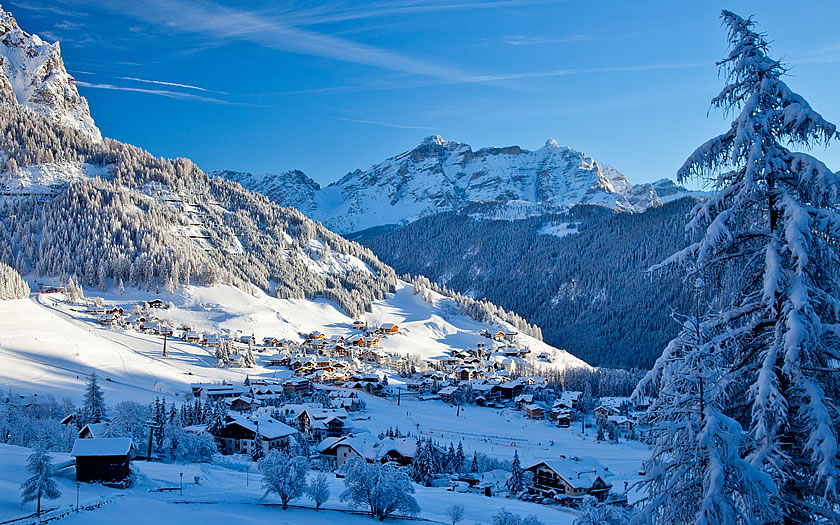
[179,473,183,496]
[163,333,168,357]
[397,386,401,406]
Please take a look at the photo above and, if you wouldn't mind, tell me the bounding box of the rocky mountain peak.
[0,4,101,141]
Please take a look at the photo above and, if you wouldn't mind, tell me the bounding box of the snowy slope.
[0,5,100,141]
[0,281,586,403]
[215,136,701,234]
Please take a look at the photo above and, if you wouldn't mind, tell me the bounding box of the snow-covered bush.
[574,497,630,525]
[339,457,420,520]
[491,509,544,525]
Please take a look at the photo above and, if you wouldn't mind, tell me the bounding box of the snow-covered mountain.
[215,136,700,234]
[0,5,100,141]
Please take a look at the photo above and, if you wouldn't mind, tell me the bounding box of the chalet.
[219,415,297,456]
[239,335,256,346]
[263,337,280,347]
[456,367,480,382]
[160,326,174,337]
[352,320,367,331]
[491,331,506,342]
[379,323,398,335]
[525,457,613,503]
[267,354,286,367]
[308,331,325,340]
[514,394,534,408]
[97,313,121,326]
[283,377,311,395]
[226,396,257,412]
[504,332,518,343]
[556,412,572,428]
[360,350,388,364]
[607,415,633,432]
[184,331,202,343]
[72,438,133,483]
[437,386,461,403]
[317,436,416,469]
[498,379,525,399]
[555,391,583,411]
[538,351,552,362]
[296,408,350,441]
[524,404,545,420]
[193,383,249,401]
[79,422,108,439]
[594,405,621,419]
[147,299,165,309]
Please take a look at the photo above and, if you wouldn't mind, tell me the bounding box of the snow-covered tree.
[506,450,524,494]
[452,441,465,474]
[259,451,309,509]
[492,509,544,525]
[339,458,420,520]
[634,10,840,524]
[410,439,433,486]
[81,373,105,425]
[307,472,330,510]
[447,504,465,525]
[0,262,28,299]
[20,442,61,516]
[251,424,265,462]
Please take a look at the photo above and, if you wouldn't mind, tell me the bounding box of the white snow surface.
[215,136,703,234]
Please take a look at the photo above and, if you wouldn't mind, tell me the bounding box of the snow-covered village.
[0,2,838,525]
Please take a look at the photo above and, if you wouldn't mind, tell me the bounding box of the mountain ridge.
[213,135,702,234]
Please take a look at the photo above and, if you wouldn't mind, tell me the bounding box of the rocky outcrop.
[0,5,101,141]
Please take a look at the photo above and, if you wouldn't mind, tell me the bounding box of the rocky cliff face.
[0,5,101,141]
[219,135,700,234]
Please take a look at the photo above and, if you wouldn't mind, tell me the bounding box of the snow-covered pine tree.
[506,450,524,494]
[453,442,465,474]
[635,10,840,523]
[471,451,479,473]
[20,441,61,516]
[252,423,265,462]
[81,373,105,425]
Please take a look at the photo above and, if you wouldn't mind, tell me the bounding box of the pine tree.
[252,423,265,462]
[453,442,465,474]
[506,450,524,494]
[20,442,61,516]
[82,373,105,425]
[634,10,840,523]
[470,451,479,473]
[410,439,432,486]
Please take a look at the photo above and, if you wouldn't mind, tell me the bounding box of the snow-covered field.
[0,441,592,524]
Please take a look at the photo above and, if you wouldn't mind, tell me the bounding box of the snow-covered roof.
[71,438,133,457]
[79,422,107,439]
[526,457,612,490]
[226,415,296,440]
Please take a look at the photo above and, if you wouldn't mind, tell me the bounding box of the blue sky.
[12,0,840,187]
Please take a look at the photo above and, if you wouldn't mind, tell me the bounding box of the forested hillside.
[0,103,401,317]
[366,199,697,368]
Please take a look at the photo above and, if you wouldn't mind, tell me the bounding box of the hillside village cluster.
[47,291,650,510]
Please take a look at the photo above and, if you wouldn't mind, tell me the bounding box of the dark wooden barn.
[71,438,133,483]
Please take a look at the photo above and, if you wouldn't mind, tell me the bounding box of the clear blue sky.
[12,0,840,187]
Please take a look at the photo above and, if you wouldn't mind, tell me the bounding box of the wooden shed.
[71,438,133,483]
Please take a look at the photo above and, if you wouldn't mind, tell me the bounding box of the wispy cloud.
[282,0,550,26]
[792,44,840,65]
[8,1,87,18]
[76,80,254,106]
[333,117,437,130]
[504,34,593,46]
[255,60,709,98]
[119,76,228,95]
[95,0,471,82]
